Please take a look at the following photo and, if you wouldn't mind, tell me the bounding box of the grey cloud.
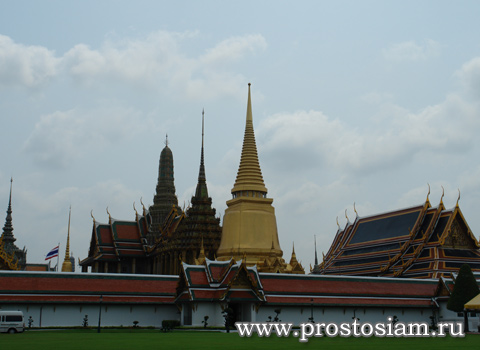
[382,39,440,62]
[0,34,59,88]
[23,106,147,169]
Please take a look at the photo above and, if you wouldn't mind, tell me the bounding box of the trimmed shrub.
[162,320,180,331]
[447,264,480,312]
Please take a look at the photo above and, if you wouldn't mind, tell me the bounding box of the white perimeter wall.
[0,303,179,328]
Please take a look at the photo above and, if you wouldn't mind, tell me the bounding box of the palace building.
[313,190,480,278]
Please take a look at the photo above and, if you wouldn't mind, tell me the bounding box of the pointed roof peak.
[2,178,15,243]
[61,206,73,272]
[195,109,208,199]
[231,83,267,194]
[247,83,252,122]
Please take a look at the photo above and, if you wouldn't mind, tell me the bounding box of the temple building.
[79,111,223,275]
[148,111,223,275]
[217,84,303,274]
[315,189,480,278]
[79,85,303,275]
[0,179,26,270]
[79,205,151,273]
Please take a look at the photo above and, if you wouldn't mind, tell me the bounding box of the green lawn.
[0,329,478,350]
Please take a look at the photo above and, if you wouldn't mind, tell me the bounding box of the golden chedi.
[217,84,295,273]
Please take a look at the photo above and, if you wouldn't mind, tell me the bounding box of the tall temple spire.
[148,135,181,243]
[2,178,15,244]
[231,83,267,195]
[1,178,27,270]
[217,84,285,271]
[314,235,318,266]
[61,206,73,272]
[195,109,208,199]
[158,109,222,272]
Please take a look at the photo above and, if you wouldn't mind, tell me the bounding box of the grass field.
[0,329,478,350]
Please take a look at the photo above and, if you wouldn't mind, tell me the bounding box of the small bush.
[162,320,180,331]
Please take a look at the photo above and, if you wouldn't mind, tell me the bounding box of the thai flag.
[45,246,59,260]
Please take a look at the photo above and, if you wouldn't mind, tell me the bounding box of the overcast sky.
[1,1,480,270]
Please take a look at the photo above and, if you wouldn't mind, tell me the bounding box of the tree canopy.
[447,264,480,312]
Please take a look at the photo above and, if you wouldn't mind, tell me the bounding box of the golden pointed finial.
[345,209,349,222]
[106,206,111,223]
[353,202,358,218]
[133,201,138,217]
[61,206,73,272]
[440,186,445,204]
[140,197,146,216]
[336,216,340,230]
[456,188,461,207]
[229,82,267,195]
[292,242,296,254]
[426,183,431,202]
[90,210,96,223]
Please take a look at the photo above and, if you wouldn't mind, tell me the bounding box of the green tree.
[447,264,480,312]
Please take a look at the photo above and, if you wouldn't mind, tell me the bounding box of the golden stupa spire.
[195,236,207,265]
[231,83,267,194]
[217,83,285,271]
[61,206,73,272]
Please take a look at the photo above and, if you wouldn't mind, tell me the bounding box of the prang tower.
[217,84,286,272]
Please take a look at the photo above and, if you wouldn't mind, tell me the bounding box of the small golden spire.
[426,183,431,203]
[345,209,349,222]
[336,216,340,230]
[61,206,73,272]
[353,202,358,218]
[440,186,445,205]
[456,189,461,208]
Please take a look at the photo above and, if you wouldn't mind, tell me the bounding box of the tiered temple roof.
[79,207,151,273]
[176,258,264,303]
[316,192,480,278]
[176,258,441,308]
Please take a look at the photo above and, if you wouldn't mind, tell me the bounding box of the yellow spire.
[231,83,267,195]
[195,236,206,265]
[217,83,286,272]
[290,242,298,263]
[61,206,73,272]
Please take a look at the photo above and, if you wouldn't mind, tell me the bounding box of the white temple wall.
[255,305,434,326]
[0,303,179,328]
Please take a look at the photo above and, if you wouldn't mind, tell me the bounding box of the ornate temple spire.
[61,206,73,272]
[231,83,267,195]
[290,242,298,264]
[195,109,208,199]
[217,84,286,271]
[314,235,318,266]
[2,178,15,244]
[148,134,181,241]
